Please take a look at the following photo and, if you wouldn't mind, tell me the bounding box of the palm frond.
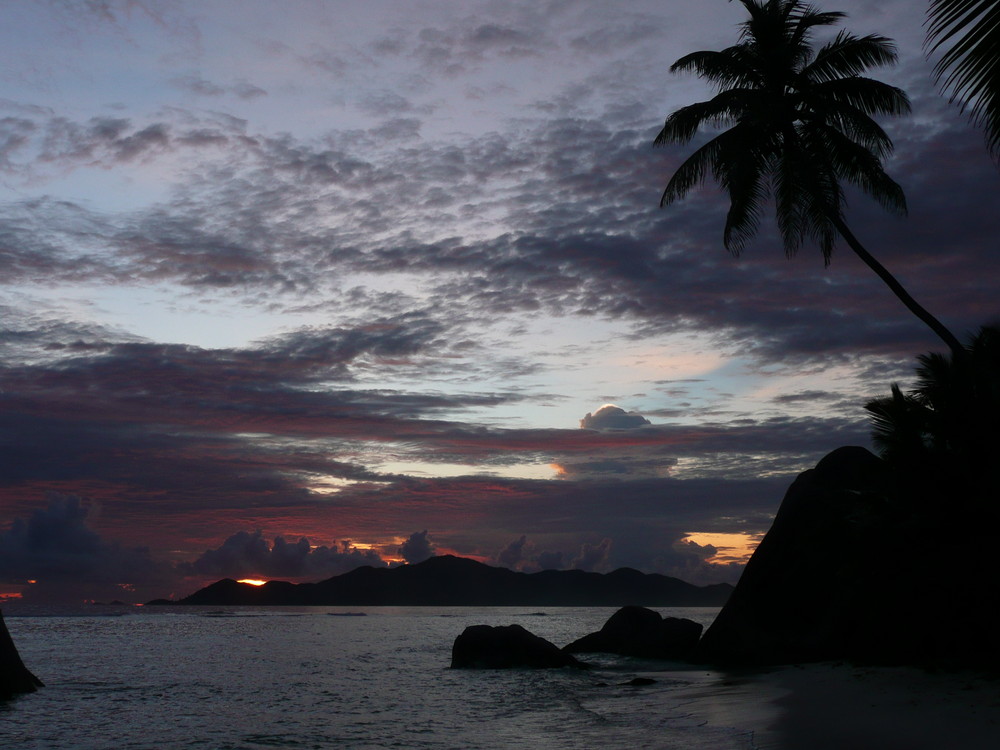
[653,89,754,145]
[773,142,815,256]
[804,32,899,82]
[927,0,1000,156]
[670,48,763,89]
[802,102,895,159]
[809,77,911,118]
[914,351,957,406]
[865,384,932,461]
[802,173,842,262]
[717,132,774,253]
[657,133,727,207]
[808,125,907,216]
[788,9,848,48]
[867,326,1000,473]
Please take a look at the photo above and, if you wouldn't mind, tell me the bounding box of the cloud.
[3,95,996,370]
[496,534,527,568]
[170,75,267,100]
[178,530,387,581]
[399,529,436,564]
[570,537,612,572]
[0,494,168,602]
[534,550,564,570]
[3,0,998,599]
[480,528,751,584]
[580,404,652,430]
[356,91,432,118]
[569,18,664,55]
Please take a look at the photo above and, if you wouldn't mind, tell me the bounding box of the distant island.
[148,555,732,607]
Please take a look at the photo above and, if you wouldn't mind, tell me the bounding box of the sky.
[1,0,998,604]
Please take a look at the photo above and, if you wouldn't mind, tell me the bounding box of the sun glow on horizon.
[237,579,267,586]
[681,532,762,565]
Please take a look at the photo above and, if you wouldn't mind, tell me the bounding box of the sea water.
[1,606,757,749]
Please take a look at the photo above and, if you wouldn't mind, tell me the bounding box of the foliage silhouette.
[655,0,964,356]
[865,325,1000,494]
[927,0,1000,159]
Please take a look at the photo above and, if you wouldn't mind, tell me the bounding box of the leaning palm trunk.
[826,215,966,356]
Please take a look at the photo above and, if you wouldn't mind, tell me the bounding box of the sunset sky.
[2,0,998,603]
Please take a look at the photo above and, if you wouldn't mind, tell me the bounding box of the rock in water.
[1,608,43,699]
[451,624,587,669]
[563,605,702,659]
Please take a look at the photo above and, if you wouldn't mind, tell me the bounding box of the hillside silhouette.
[153,555,732,607]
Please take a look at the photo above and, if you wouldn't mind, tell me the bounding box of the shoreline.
[654,661,1000,749]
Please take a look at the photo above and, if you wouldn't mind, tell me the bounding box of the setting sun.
[237,579,267,586]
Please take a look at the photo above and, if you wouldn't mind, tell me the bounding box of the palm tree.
[655,0,965,357]
[927,0,1000,158]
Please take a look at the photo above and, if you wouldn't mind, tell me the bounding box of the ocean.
[1,606,757,749]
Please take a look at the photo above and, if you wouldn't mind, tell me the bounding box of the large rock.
[697,446,987,666]
[563,605,702,659]
[451,624,587,669]
[1,609,43,699]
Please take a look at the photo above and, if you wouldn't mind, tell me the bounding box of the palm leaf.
[865,385,932,461]
[804,32,899,82]
[653,89,754,145]
[670,49,762,89]
[927,0,1000,156]
[657,124,762,208]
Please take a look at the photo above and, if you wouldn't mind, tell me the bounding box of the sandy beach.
[660,661,1000,749]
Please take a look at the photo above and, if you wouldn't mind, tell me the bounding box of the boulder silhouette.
[1,609,43,699]
[563,605,702,659]
[696,446,990,666]
[451,624,587,669]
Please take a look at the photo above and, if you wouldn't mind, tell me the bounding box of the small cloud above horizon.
[580,404,652,430]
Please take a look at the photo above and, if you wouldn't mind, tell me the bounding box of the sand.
[661,661,1000,749]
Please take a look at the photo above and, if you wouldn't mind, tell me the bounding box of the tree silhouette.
[865,325,1000,500]
[927,0,1000,159]
[655,0,964,357]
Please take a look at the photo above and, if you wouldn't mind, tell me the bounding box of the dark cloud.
[171,75,224,97]
[771,390,843,405]
[570,537,612,572]
[534,550,564,570]
[485,529,747,584]
[3,0,997,597]
[356,91,432,118]
[580,404,651,430]
[0,313,866,518]
[554,455,678,480]
[170,75,267,100]
[40,0,200,42]
[2,96,994,370]
[399,529,436,564]
[38,116,170,164]
[655,537,746,587]
[569,19,664,55]
[0,494,169,603]
[0,110,239,196]
[466,23,539,57]
[368,117,423,141]
[178,530,386,581]
[496,534,527,568]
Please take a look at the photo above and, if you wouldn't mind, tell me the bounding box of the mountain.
[158,555,732,607]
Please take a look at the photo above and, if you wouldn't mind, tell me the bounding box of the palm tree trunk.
[827,214,966,359]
